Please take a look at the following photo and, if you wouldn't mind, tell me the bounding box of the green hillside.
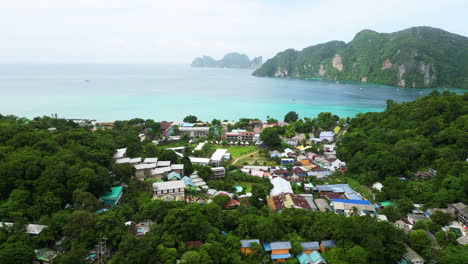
[254,27,468,88]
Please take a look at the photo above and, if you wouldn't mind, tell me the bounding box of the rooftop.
[113,148,127,159]
[153,180,186,191]
[100,186,123,200]
[211,149,228,161]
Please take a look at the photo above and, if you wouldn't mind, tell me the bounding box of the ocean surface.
[0,64,463,122]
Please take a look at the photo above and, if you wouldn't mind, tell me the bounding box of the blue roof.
[321,240,337,248]
[167,171,181,180]
[316,184,362,200]
[240,239,260,248]
[332,199,370,205]
[270,241,292,250]
[232,129,247,133]
[301,242,320,250]
[182,176,195,187]
[263,242,271,251]
[181,123,195,127]
[310,251,327,263]
[271,253,292,260]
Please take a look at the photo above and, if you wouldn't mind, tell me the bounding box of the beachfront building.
[226,131,255,142]
[152,180,186,201]
[99,186,124,206]
[212,167,226,179]
[211,149,228,166]
[179,127,209,138]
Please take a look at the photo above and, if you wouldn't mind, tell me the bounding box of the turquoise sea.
[0,64,463,122]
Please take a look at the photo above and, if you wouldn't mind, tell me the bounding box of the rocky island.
[253,27,468,88]
[191,52,262,69]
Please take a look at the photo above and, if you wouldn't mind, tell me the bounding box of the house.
[319,131,334,142]
[372,182,384,191]
[292,167,308,178]
[407,213,428,225]
[286,137,299,147]
[113,148,127,159]
[182,176,196,188]
[250,170,265,178]
[319,240,337,252]
[272,169,290,177]
[264,241,292,262]
[151,167,172,180]
[157,160,171,167]
[398,247,424,264]
[270,150,282,158]
[449,202,468,226]
[297,251,327,264]
[167,171,182,181]
[300,159,311,166]
[314,199,332,212]
[300,242,320,254]
[267,193,316,212]
[211,149,228,166]
[217,193,240,209]
[129,157,142,165]
[395,220,412,233]
[316,184,362,200]
[332,199,376,215]
[152,180,186,201]
[281,158,294,165]
[99,186,123,206]
[115,158,131,164]
[179,127,209,138]
[35,248,59,263]
[270,177,293,196]
[240,239,260,255]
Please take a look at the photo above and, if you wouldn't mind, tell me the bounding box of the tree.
[212,195,230,209]
[284,111,298,123]
[267,118,278,124]
[113,163,136,183]
[181,156,193,176]
[260,127,281,147]
[183,115,198,123]
[285,125,296,138]
[409,230,432,256]
[211,119,221,126]
[429,211,454,227]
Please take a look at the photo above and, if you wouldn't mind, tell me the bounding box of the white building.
[153,180,186,197]
[211,149,228,166]
[270,177,293,196]
[113,148,127,159]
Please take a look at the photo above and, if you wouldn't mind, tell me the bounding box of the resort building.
[226,131,254,142]
[300,242,320,254]
[152,180,186,201]
[212,167,226,179]
[211,149,228,166]
[189,157,211,166]
[179,127,209,138]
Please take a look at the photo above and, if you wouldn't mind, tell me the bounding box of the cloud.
[0,0,466,63]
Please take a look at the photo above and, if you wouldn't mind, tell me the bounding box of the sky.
[0,0,466,64]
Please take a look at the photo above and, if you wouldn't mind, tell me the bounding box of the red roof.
[272,193,312,211]
[160,121,173,130]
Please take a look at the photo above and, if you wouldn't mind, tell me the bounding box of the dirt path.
[231,150,259,164]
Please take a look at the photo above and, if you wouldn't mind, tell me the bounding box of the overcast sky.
[0,0,466,64]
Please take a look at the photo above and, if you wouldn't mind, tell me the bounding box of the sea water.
[0,64,462,122]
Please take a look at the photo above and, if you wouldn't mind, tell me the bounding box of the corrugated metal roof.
[270,241,292,250]
[240,239,260,248]
[332,199,370,205]
[300,241,320,250]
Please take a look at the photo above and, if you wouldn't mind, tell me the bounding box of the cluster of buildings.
[240,239,336,263]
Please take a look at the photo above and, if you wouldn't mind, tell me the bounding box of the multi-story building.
[152,180,186,201]
[179,127,209,138]
[450,202,468,226]
[211,167,226,179]
[226,131,254,142]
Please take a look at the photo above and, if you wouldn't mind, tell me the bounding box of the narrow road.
[231,150,259,165]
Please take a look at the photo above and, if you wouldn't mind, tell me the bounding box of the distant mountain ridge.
[191,52,262,69]
[253,27,468,88]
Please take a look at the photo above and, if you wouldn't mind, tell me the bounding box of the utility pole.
[96,237,108,264]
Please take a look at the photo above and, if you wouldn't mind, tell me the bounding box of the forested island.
[191,52,262,69]
[0,91,466,263]
[253,27,468,89]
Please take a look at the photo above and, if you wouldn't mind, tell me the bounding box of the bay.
[0,64,462,122]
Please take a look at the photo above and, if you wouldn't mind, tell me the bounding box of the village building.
[263,241,292,262]
[267,193,316,212]
[134,163,157,180]
[449,202,468,226]
[270,177,293,196]
[314,199,332,212]
[297,251,327,264]
[332,199,376,215]
[319,240,337,252]
[113,148,127,159]
[34,248,59,263]
[189,157,211,166]
[319,131,334,142]
[398,247,425,264]
[240,239,260,255]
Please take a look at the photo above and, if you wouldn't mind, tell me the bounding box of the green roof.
[35,248,58,262]
[380,201,396,207]
[100,186,123,200]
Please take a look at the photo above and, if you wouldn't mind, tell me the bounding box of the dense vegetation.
[338,91,467,208]
[191,52,262,69]
[254,27,468,88]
